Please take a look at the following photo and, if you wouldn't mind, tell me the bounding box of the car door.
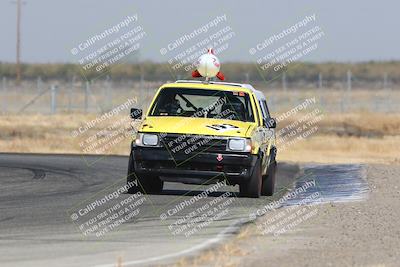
[257,98,271,175]
[261,99,276,142]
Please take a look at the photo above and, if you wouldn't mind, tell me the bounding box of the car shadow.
[159,189,239,197]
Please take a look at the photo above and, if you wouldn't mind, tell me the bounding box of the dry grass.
[0,114,132,155]
[277,112,400,164]
[279,135,400,164]
[0,113,399,164]
[164,228,252,267]
[281,112,400,136]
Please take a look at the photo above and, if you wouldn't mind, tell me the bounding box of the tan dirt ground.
[168,164,400,267]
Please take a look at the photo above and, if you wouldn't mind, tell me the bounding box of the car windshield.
[149,87,255,122]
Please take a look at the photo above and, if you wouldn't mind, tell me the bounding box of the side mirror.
[130,108,142,119]
[264,117,276,128]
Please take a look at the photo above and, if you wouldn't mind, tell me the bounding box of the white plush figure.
[192,48,225,81]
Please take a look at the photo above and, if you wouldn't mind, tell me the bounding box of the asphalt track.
[0,154,367,267]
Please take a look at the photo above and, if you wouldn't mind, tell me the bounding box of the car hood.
[139,116,255,137]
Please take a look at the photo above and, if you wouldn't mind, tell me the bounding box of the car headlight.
[135,133,160,147]
[227,138,252,152]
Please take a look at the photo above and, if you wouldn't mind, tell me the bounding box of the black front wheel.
[127,151,163,194]
[127,151,138,194]
[261,159,277,196]
[137,175,164,194]
[240,159,262,198]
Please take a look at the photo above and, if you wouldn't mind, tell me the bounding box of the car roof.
[161,80,266,100]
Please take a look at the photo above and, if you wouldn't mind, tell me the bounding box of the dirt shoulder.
[168,164,400,267]
[224,164,400,267]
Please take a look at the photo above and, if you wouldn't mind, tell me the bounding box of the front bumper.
[132,145,258,185]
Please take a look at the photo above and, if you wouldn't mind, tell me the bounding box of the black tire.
[127,151,138,194]
[240,159,262,198]
[127,150,163,194]
[262,159,277,196]
[137,175,163,194]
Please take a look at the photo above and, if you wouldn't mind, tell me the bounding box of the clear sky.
[0,0,398,63]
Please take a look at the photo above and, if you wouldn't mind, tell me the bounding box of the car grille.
[141,160,244,173]
[160,134,227,154]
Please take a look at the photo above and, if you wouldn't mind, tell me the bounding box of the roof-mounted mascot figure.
[192,48,225,81]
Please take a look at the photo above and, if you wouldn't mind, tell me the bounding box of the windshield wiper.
[177,93,198,111]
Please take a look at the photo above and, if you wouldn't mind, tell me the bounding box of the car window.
[149,87,255,122]
[258,100,265,119]
[259,100,268,119]
[262,100,271,119]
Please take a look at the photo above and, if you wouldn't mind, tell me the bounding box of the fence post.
[37,76,42,94]
[347,70,352,91]
[140,71,145,104]
[318,72,322,89]
[50,85,57,114]
[383,72,388,90]
[68,76,75,112]
[318,72,324,108]
[85,81,89,113]
[383,73,392,112]
[282,72,287,93]
[346,70,352,112]
[105,76,112,110]
[2,77,7,113]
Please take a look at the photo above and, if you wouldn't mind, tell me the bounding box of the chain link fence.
[1,75,399,115]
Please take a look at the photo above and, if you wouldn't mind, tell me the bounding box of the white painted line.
[94,218,249,267]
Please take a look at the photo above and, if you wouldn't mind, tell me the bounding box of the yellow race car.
[127,80,277,198]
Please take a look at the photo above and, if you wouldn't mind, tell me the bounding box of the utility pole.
[12,0,25,85]
[16,0,22,85]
